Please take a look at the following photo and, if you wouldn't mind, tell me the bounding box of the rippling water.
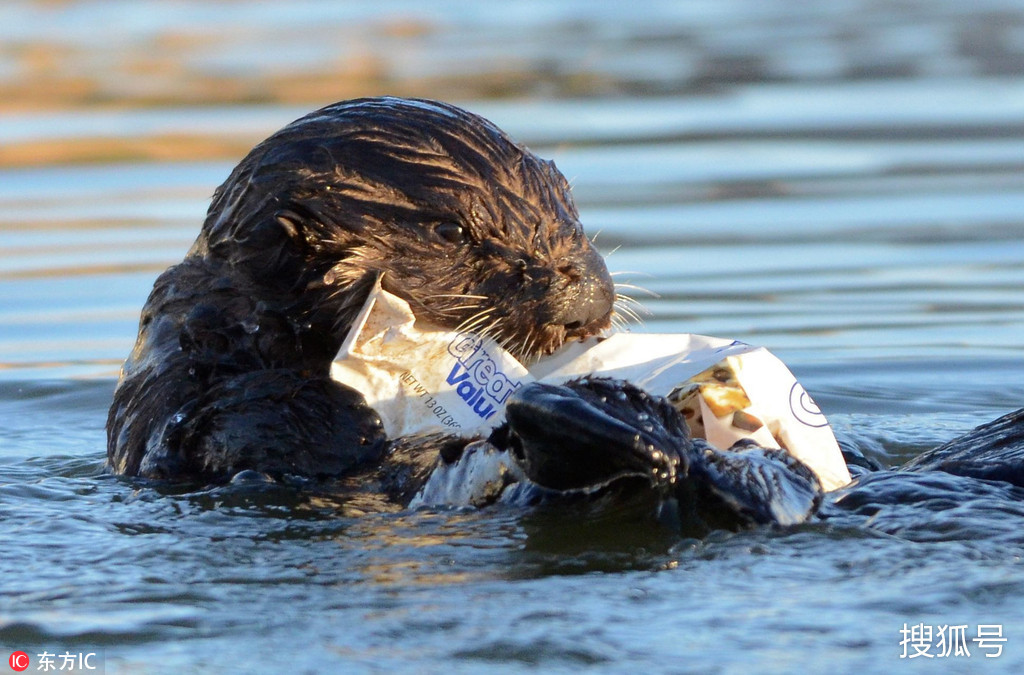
[3,1,1024,673]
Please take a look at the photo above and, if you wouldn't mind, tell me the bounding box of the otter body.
[107,98,614,480]
[108,97,1024,539]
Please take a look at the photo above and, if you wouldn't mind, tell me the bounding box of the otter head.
[196,97,615,362]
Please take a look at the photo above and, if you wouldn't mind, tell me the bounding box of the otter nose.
[559,291,612,330]
[553,252,615,331]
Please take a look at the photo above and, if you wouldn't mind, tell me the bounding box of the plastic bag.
[332,282,851,491]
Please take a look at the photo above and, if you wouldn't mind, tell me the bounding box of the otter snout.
[551,245,615,334]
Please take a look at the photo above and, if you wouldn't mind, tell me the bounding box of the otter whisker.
[613,302,646,326]
[462,320,495,338]
[614,296,653,317]
[429,293,489,301]
[439,304,487,313]
[396,288,482,320]
[612,281,658,298]
[454,308,496,334]
[525,331,542,360]
[613,310,643,328]
[464,308,495,325]
[491,322,517,351]
[464,314,501,343]
[613,297,643,316]
[509,329,528,356]
[615,291,650,311]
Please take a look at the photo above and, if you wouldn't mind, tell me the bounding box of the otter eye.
[435,221,467,244]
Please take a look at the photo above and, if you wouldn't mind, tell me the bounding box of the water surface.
[2,1,1024,672]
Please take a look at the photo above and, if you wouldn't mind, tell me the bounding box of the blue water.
[2,1,1024,673]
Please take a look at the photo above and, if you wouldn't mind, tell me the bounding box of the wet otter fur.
[107,96,1024,538]
[106,97,614,480]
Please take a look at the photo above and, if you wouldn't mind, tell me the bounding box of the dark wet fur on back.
[107,97,613,480]
[900,407,1024,486]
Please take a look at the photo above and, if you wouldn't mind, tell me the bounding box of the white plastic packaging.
[332,282,851,491]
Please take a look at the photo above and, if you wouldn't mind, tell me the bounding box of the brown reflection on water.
[7,1,1024,168]
[0,8,603,120]
[0,261,168,280]
[339,509,513,587]
[1,15,431,110]
[0,134,255,168]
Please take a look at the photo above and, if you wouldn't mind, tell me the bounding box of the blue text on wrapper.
[446,331,524,421]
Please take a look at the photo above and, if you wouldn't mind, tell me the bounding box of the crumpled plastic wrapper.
[332,281,851,491]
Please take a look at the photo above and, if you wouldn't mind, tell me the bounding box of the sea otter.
[106,97,614,480]
[107,96,1024,536]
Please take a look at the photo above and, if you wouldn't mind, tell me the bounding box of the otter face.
[199,97,615,362]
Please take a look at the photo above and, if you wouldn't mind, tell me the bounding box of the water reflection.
[4,0,1024,671]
